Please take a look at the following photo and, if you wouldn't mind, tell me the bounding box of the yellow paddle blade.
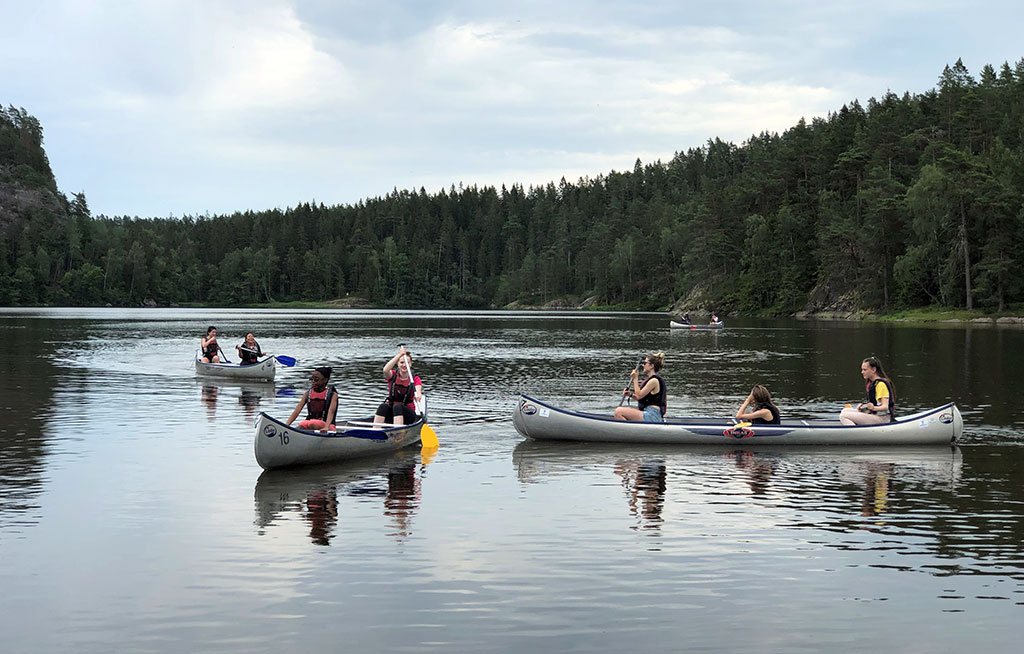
[844,403,852,408]
[420,423,439,449]
[735,422,752,429]
[420,445,438,465]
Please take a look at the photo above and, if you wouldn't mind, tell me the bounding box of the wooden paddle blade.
[420,423,438,448]
[275,355,296,367]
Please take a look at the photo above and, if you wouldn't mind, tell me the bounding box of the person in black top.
[735,385,780,424]
[614,352,667,422]
[235,333,265,365]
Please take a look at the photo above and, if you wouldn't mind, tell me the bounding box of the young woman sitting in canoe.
[200,325,220,363]
[839,356,896,425]
[235,332,265,365]
[287,367,338,432]
[735,384,780,424]
[614,352,667,422]
[374,346,422,426]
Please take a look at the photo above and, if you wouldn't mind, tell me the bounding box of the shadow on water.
[254,448,427,546]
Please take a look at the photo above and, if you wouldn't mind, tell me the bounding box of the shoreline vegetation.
[56,296,1024,325]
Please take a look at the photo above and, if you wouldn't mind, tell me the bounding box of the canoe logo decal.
[521,403,538,415]
[724,427,754,439]
[263,424,278,438]
[939,412,954,424]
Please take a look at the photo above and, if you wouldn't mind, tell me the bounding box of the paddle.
[239,345,295,367]
[619,357,644,406]
[398,344,438,449]
[217,346,232,364]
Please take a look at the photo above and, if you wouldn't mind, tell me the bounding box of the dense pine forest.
[2,59,1024,313]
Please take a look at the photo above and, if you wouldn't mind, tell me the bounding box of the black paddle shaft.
[618,357,645,406]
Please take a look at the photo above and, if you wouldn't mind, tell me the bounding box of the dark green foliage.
[4,58,1024,310]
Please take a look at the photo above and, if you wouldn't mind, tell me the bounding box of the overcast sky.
[2,1,1022,218]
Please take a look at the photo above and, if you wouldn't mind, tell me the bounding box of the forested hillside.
[2,59,1024,312]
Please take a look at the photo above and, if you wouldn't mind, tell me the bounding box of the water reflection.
[195,380,276,421]
[513,440,969,537]
[724,450,777,496]
[0,319,61,537]
[614,459,666,530]
[254,450,423,546]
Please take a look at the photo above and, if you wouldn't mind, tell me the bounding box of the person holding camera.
[614,352,666,422]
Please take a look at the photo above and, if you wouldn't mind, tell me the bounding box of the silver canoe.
[670,321,724,330]
[254,412,424,470]
[513,395,963,446]
[195,351,276,381]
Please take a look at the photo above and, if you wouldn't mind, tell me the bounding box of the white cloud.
[3,0,1022,216]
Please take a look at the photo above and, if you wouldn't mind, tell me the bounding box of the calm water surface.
[1,308,1022,653]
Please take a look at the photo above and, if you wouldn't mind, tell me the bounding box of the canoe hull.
[513,395,962,446]
[196,353,276,381]
[670,321,724,330]
[254,412,423,470]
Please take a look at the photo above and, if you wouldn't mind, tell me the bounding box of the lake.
[1,308,1021,653]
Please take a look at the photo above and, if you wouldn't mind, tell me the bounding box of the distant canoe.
[513,395,962,446]
[670,321,724,330]
[254,412,424,470]
[195,351,276,381]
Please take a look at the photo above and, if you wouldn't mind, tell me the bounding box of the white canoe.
[513,395,963,446]
[254,412,424,470]
[670,321,724,330]
[195,351,276,381]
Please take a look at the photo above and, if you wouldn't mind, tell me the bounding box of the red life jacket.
[387,370,416,406]
[306,385,337,421]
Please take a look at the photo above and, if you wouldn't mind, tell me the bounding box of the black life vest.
[386,370,415,406]
[752,402,780,425]
[203,339,219,359]
[637,374,667,416]
[306,385,337,421]
[238,340,261,364]
[865,378,896,422]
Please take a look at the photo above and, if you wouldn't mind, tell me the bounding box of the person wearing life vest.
[373,346,423,426]
[735,384,781,424]
[235,333,265,365]
[840,356,896,425]
[287,366,338,432]
[200,325,221,363]
[613,352,667,422]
